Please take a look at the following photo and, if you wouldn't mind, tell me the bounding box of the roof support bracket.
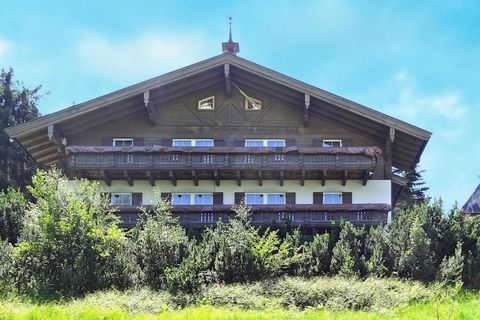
[303,93,310,127]
[301,169,305,186]
[146,170,155,186]
[279,170,284,186]
[124,171,133,187]
[169,170,177,186]
[192,170,198,186]
[321,169,326,186]
[362,170,369,186]
[342,170,348,186]
[47,124,66,169]
[144,90,157,125]
[214,169,220,186]
[224,63,232,97]
[258,170,263,186]
[102,170,111,187]
[236,170,242,186]
[384,127,395,179]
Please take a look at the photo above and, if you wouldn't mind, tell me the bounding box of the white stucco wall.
[97,179,391,206]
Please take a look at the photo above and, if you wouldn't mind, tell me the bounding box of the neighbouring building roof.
[463,184,480,214]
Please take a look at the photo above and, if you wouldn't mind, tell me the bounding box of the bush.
[130,194,189,290]
[11,169,133,297]
[0,240,13,295]
[0,188,27,243]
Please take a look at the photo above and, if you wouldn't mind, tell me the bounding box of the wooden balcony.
[115,203,389,228]
[65,146,382,184]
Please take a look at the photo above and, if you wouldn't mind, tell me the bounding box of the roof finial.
[222,16,240,55]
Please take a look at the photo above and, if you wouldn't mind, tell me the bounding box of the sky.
[1,0,479,209]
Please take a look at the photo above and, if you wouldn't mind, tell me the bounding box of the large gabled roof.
[5,52,431,169]
[463,184,480,214]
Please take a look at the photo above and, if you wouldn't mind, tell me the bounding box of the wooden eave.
[5,52,431,170]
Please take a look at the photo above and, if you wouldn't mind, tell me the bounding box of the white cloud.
[76,32,210,80]
[390,71,468,140]
[0,38,11,58]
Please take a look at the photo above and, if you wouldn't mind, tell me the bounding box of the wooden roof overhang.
[5,52,431,171]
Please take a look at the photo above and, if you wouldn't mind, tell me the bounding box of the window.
[322,139,342,148]
[245,97,262,110]
[245,193,285,205]
[198,96,215,110]
[323,193,342,204]
[172,139,214,147]
[113,138,133,147]
[245,139,285,147]
[172,193,213,205]
[111,193,132,205]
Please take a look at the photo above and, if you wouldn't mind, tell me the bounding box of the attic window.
[245,97,262,110]
[113,138,133,147]
[323,139,342,148]
[198,96,215,110]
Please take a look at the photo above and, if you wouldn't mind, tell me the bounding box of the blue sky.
[1,1,479,209]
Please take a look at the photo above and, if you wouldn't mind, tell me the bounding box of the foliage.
[0,69,41,191]
[300,232,331,276]
[0,187,27,243]
[130,193,189,290]
[0,240,14,295]
[437,242,464,286]
[11,169,132,297]
[394,164,429,209]
[330,221,366,277]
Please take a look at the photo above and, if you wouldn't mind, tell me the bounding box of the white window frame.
[113,138,134,147]
[245,139,286,147]
[322,139,342,148]
[198,96,215,110]
[172,139,214,147]
[171,193,213,205]
[245,97,262,110]
[245,193,286,205]
[323,192,343,205]
[111,193,132,206]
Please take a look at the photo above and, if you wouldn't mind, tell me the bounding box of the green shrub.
[11,169,133,297]
[0,188,27,244]
[438,242,464,286]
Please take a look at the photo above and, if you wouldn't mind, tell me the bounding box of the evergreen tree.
[394,164,429,209]
[0,68,41,191]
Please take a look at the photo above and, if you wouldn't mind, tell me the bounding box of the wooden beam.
[321,169,326,186]
[144,90,157,125]
[279,170,284,186]
[31,145,58,158]
[169,170,177,186]
[47,124,66,169]
[37,153,58,164]
[300,169,305,186]
[258,170,263,186]
[362,170,369,186]
[214,169,220,186]
[192,170,198,186]
[124,171,133,187]
[224,63,232,97]
[102,170,111,186]
[236,170,242,186]
[28,140,55,154]
[146,170,155,186]
[304,93,310,127]
[384,129,393,179]
[342,170,348,186]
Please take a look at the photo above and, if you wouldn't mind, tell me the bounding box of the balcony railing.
[65,146,381,172]
[115,203,389,228]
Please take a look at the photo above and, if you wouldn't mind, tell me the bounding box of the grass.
[0,278,479,319]
[1,298,480,320]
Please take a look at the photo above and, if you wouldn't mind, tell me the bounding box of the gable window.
[245,193,285,205]
[172,193,213,205]
[322,139,342,148]
[198,96,215,110]
[245,97,262,110]
[323,193,342,204]
[111,193,132,206]
[113,138,133,147]
[172,139,214,147]
[245,139,285,147]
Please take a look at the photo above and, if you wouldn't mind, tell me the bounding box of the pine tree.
[0,68,41,191]
[394,164,429,209]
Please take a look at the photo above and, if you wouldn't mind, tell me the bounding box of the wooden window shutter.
[313,192,323,204]
[285,139,296,147]
[213,192,224,205]
[161,138,172,146]
[234,139,245,147]
[133,138,144,146]
[312,139,323,147]
[101,138,113,146]
[342,192,352,204]
[285,192,296,204]
[132,193,143,206]
[234,192,245,204]
[160,193,172,202]
[214,139,225,147]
